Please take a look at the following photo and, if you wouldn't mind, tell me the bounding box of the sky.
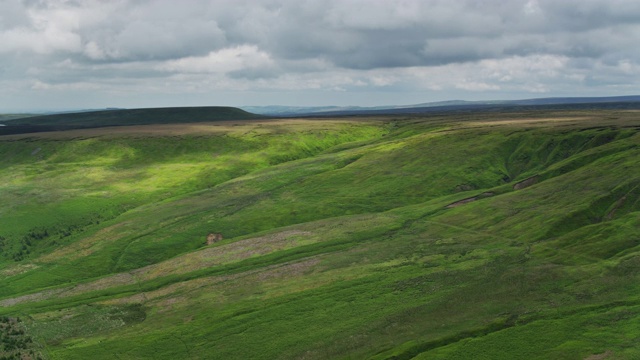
[1,0,640,112]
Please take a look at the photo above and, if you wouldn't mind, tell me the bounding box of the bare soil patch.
[102,257,321,309]
[0,230,314,307]
[513,176,539,190]
[446,192,495,208]
[133,230,313,281]
[584,350,614,360]
[0,288,68,307]
[38,222,133,263]
[0,118,380,140]
[606,196,626,220]
[446,197,478,208]
[0,263,39,277]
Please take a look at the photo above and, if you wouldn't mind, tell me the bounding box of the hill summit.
[1,106,264,134]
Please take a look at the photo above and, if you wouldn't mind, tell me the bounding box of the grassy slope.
[0,111,639,359]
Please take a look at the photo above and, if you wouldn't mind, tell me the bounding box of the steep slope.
[0,110,639,359]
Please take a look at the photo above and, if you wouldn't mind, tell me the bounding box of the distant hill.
[243,95,640,116]
[0,106,264,135]
[0,114,37,122]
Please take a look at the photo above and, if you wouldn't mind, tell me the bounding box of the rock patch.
[446,192,495,208]
[513,176,539,190]
[206,233,223,245]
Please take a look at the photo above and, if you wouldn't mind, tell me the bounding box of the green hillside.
[0,110,639,359]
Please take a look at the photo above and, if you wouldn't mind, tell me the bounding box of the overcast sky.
[2,0,640,111]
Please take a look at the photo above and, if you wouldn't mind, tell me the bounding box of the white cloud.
[84,41,106,60]
[524,0,542,15]
[0,26,81,54]
[326,0,424,30]
[455,81,501,91]
[31,80,52,90]
[160,45,275,74]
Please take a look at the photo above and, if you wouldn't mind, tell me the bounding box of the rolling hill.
[0,106,264,135]
[243,95,640,116]
[0,108,639,359]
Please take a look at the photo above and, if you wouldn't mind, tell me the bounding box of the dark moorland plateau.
[0,104,639,359]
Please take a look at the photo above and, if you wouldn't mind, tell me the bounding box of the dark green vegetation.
[0,107,263,135]
[0,114,35,122]
[0,110,639,359]
[0,316,44,360]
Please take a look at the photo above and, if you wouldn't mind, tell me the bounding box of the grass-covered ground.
[0,110,639,359]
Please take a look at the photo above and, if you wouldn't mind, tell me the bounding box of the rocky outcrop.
[513,176,539,190]
[206,233,223,245]
[446,192,495,208]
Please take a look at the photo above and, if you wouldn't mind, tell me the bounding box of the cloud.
[160,45,276,76]
[0,2,82,55]
[1,0,640,111]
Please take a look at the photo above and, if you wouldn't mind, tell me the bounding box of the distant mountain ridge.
[3,96,640,135]
[242,95,640,116]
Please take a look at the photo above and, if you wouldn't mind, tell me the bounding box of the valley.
[0,108,639,359]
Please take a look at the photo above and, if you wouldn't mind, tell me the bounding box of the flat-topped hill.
[0,106,264,135]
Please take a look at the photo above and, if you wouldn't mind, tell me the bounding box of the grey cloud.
[228,66,281,80]
[74,1,228,62]
[8,0,640,68]
[2,0,640,111]
[195,0,640,70]
[0,1,30,29]
[538,1,640,31]
[82,20,226,61]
